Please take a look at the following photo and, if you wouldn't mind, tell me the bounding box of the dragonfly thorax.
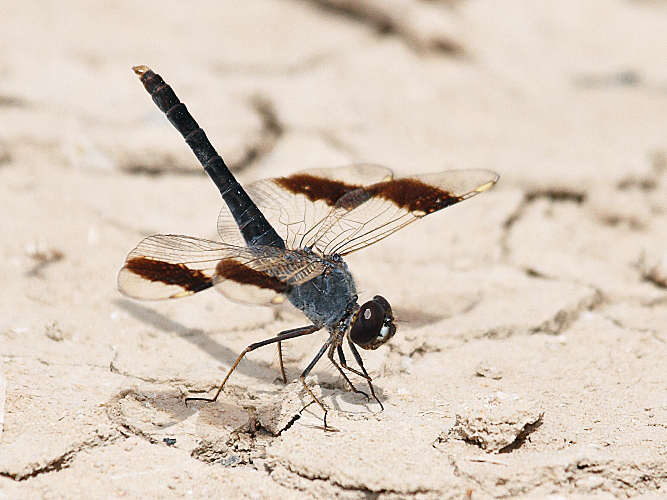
[285,256,357,329]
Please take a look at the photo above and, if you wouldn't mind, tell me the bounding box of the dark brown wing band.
[215,259,288,294]
[124,256,213,293]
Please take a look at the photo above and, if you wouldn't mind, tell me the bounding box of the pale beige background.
[1,0,667,498]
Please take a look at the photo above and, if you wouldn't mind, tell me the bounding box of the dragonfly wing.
[309,169,499,255]
[217,164,393,251]
[119,234,327,304]
[118,235,229,300]
[211,245,326,304]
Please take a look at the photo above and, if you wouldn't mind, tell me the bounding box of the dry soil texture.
[1,1,667,499]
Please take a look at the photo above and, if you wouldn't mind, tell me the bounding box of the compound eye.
[350,301,384,347]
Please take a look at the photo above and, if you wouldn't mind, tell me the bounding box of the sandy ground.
[2,0,667,498]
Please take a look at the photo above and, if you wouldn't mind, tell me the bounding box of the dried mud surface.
[1,1,667,499]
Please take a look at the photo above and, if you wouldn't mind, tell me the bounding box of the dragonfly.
[118,66,499,428]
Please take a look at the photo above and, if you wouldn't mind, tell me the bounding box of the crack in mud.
[475,285,603,340]
[449,453,667,498]
[213,53,334,76]
[598,213,646,230]
[0,95,26,108]
[108,359,188,388]
[122,162,206,176]
[303,0,464,55]
[498,414,543,453]
[501,188,587,259]
[232,96,283,172]
[602,312,666,340]
[524,189,587,204]
[636,252,667,290]
[0,452,76,482]
[0,142,12,167]
[122,94,283,176]
[0,432,121,481]
[275,464,433,498]
[563,461,667,496]
[530,289,603,335]
[443,407,544,454]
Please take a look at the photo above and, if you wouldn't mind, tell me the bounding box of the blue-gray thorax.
[286,255,357,330]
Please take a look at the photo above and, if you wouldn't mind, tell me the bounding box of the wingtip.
[475,177,498,193]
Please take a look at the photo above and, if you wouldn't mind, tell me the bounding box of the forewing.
[309,169,499,255]
[217,164,393,250]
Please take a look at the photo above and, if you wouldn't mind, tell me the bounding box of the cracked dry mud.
[2,1,667,499]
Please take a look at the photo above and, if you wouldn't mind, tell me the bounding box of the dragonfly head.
[349,295,396,350]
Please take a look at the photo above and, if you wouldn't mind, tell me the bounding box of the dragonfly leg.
[185,324,320,405]
[329,344,369,400]
[342,339,383,410]
[299,340,333,428]
[276,341,287,383]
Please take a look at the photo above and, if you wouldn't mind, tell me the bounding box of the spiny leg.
[331,344,369,400]
[276,341,287,383]
[337,344,371,379]
[186,324,320,405]
[276,322,309,384]
[299,340,333,428]
[342,339,383,410]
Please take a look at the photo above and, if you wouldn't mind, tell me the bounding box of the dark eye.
[350,301,383,346]
[349,295,396,350]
